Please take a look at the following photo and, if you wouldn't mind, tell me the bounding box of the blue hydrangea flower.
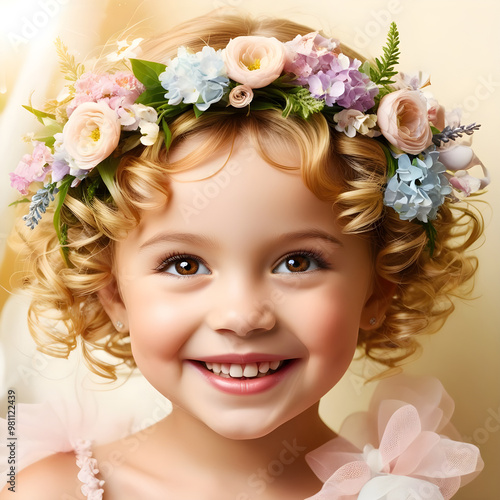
[384,149,452,223]
[159,46,229,111]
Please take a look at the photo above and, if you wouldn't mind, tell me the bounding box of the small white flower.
[119,103,159,146]
[107,38,144,62]
[334,109,379,138]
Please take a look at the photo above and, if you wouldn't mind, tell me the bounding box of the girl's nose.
[205,284,277,337]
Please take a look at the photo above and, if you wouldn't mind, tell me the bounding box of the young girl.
[1,10,487,500]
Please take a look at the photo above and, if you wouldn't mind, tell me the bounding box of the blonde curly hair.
[10,12,483,380]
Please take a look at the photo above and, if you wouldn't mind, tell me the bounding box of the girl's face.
[106,137,381,439]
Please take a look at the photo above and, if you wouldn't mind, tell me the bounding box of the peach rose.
[377,89,433,154]
[224,36,286,89]
[63,101,121,170]
[229,85,254,108]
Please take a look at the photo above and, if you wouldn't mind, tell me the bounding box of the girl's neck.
[152,404,335,499]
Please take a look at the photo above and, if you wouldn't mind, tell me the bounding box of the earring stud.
[116,321,124,330]
[369,317,377,326]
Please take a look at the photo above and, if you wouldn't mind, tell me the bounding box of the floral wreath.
[10,24,490,257]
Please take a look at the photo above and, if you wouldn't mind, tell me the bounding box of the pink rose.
[377,89,433,154]
[63,102,121,171]
[228,85,254,108]
[224,36,286,88]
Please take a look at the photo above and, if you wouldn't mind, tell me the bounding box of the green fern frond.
[54,37,85,82]
[370,22,400,86]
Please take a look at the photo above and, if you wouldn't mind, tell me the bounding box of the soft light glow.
[0,0,42,38]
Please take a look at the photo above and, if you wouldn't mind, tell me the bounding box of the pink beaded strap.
[74,439,105,500]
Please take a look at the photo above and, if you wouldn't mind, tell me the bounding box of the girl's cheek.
[129,300,196,354]
[286,287,363,351]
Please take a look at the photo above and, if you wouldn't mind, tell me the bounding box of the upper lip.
[190,353,294,364]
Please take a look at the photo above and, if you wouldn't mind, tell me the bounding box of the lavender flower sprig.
[432,123,481,147]
[23,184,58,229]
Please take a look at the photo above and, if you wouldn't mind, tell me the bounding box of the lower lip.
[188,360,297,395]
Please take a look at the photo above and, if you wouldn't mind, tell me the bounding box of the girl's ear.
[98,279,129,331]
[360,276,396,330]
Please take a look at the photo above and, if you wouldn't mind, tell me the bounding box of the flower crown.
[10,24,489,256]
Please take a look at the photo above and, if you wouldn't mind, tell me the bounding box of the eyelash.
[155,252,209,275]
[154,249,331,276]
[273,249,330,273]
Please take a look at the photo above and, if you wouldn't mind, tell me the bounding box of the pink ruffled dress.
[0,376,483,499]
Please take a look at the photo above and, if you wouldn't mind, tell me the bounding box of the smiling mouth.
[197,360,290,379]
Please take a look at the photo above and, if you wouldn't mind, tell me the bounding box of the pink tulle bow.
[305,376,483,500]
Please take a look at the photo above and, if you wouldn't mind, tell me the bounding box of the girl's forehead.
[167,132,301,182]
[129,142,354,253]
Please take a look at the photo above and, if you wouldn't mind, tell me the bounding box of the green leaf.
[162,119,172,151]
[33,121,64,148]
[130,59,166,88]
[22,105,56,125]
[370,22,400,86]
[422,221,437,257]
[59,223,69,264]
[249,101,281,112]
[430,125,441,135]
[8,197,30,207]
[359,60,373,77]
[84,175,103,203]
[96,157,120,195]
[193,106,204,118]
[135,85,167,106]
[286,87,324,119]
[52,177,73,265]
[158,102,191,118]
[380,142,398,177]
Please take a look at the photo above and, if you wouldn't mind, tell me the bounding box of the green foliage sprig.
[54,38,85,82]
[369,22,400,88]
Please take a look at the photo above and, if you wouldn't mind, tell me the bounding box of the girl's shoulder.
[0,451,87,500]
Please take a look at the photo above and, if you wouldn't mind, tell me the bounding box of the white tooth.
[258,362,270,374]
[221,363,230,375]
[219,372,230,378]
[243,363,258,377]
[212,363,221,374]
[270,360,280,370]
[229,364,243,378]
[206,362,213,371]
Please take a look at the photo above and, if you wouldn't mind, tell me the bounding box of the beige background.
[0,0,499,498]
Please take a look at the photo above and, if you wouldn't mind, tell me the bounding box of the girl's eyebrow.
[139,229,343,251]
[273,229,344,247]
[139,232,218,251]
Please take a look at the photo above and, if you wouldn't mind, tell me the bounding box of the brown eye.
[159,254,210,277]
[175,258,199,275]
[286,256,310,272]
[273,253,322,274]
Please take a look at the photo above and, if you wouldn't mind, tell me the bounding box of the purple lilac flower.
[284,32,340,84]
[306,54,378,111]
[384,149,452,223]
